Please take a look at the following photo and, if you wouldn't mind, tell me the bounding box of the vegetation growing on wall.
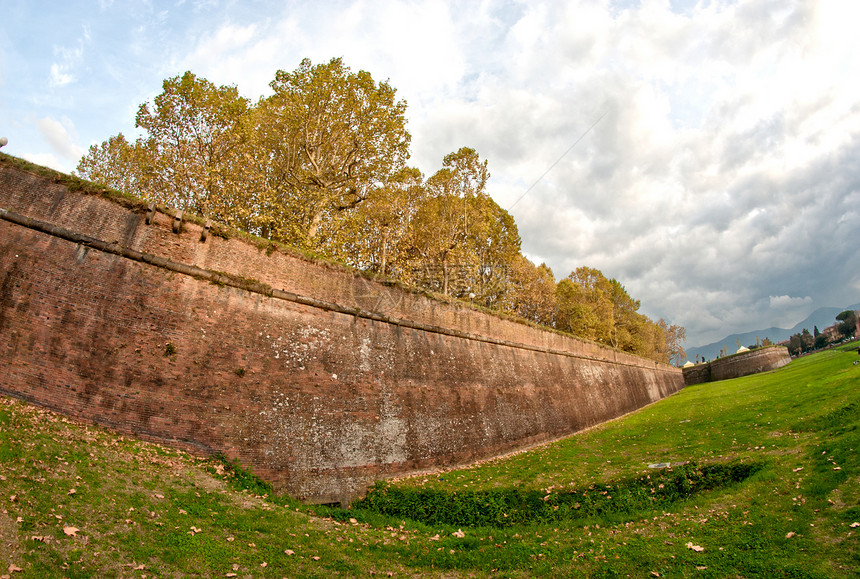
[74,58,685,364]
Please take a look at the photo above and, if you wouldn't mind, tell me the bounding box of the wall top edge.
[0,153,680,373]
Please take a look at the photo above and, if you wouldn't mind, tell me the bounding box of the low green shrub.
[210,453,272,496]
[356,461,763,527]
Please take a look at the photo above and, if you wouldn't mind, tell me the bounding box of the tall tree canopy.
[403,147,520,303]
[250,57,411,247]
[319,166,425,277]
[134,71,250,218]
[77,72,250,226]
[500,256,557,326]
[76,133,144,198]
[836,310,858,339]
[556,267,614,344]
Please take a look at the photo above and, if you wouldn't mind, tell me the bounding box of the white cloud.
[36,117,85,165]
[22,152,65,169]
[49,33,87,87]
[49,63,75,87]
[769,295,813,309]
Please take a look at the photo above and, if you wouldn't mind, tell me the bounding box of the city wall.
[682,346,791,386]
[0,156,684,503]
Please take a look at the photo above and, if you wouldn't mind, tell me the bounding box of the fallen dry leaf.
[651,572,661,577]
[8,564,23,573]
[133,564,145,570]
[284,549,295,556]
[67,489,76,496]
[452,529,466,538]
[225,574,236,578]
[312,556,321,561]
[696,566,708,571]
[260,562,267,568]
[850,522,860,528]
[63,526,79,537]
[686,542,705,552]
[429,534,441,541]
[786,532,796,538]
[232,563,239,571]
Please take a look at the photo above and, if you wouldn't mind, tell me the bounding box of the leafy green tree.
[249,57,411,247]
[463,193,521,307]
[134,72,249,217]
[788,333,802,357]
[320,166,425,276]
[500,256,557,326]
[403,147,520,304]
[800,328,814,353]
[658,319,687,366]
[555,267,614,344]
[607,278,644,352]
[404,193,466,296]
[836,310,858,339]
[76,133,144,197]
[77,72,250,224]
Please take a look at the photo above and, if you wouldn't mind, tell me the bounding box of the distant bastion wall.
[0,155,685,503]
[682,346,791,386]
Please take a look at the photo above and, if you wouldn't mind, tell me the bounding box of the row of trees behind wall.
[76,57,686,365]
[786,310,858,357]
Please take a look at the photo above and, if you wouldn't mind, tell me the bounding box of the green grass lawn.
[1,342,858,577]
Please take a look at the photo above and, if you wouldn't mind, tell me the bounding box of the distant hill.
[684,302,860,363]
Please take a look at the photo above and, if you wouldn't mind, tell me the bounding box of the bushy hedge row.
[355,462,762,527]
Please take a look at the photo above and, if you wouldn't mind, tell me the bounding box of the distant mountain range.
[684,302,860,363]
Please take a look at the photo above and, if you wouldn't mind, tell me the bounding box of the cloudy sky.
[2,0,859,347]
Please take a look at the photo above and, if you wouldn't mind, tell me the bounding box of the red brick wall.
[0,159,684,503]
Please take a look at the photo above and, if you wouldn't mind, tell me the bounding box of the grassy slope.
[1,342,858,578]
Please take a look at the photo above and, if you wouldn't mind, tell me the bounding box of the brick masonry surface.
[0,158,685,503]
[682,347,791,386]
